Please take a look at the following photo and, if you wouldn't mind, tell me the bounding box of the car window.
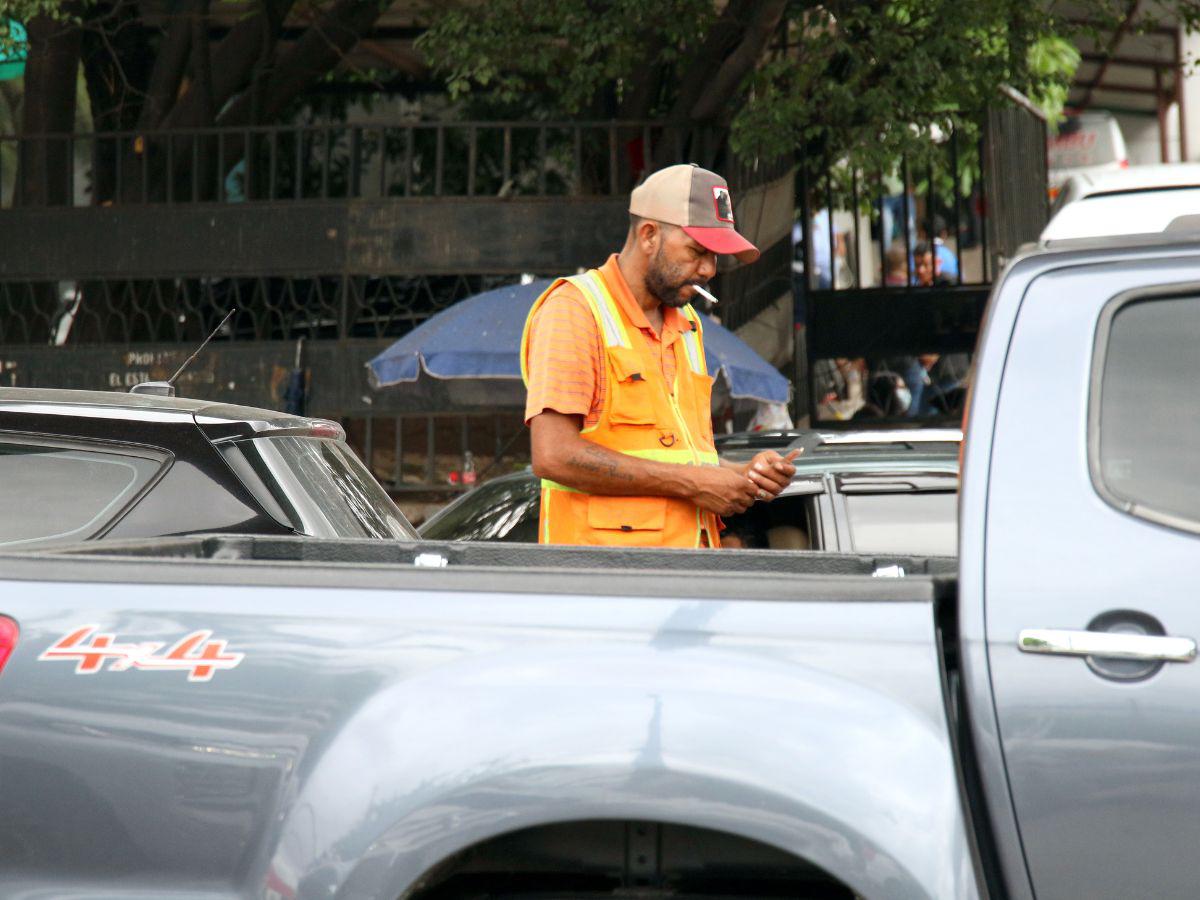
[421,477,540,542]
[721,494,820,550]
[843,491,958,556]
[0,440,164,547]
[232,436,416,540]
[1093,294,1200,532]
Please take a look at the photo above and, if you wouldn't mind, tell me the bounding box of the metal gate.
[796,96,1048,425]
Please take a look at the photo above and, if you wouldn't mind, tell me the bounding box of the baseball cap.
[629,163,760,263]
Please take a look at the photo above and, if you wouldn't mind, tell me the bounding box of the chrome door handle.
[1019,629,1197,663]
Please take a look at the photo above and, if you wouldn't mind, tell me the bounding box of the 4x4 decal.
[39,625,245,682]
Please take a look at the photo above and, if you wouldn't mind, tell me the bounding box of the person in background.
[919,214,959,281]
[884,242,909,287]
[913,239,943,287]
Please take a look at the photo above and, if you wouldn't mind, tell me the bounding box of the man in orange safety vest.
[521,163,798,547]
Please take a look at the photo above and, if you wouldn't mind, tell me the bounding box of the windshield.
[234,436,416,540]
[420,475,540,542]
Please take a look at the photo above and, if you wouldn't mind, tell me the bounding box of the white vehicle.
[1041,163,1200,241]
[1047,111,1128,198]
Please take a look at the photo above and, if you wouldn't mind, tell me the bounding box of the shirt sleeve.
[523,284,603,426]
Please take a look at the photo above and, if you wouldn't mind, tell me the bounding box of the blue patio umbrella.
[367,279,790,409]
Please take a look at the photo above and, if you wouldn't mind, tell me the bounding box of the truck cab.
[960,233,1200,899]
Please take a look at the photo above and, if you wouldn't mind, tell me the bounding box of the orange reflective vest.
[520,267,721,547]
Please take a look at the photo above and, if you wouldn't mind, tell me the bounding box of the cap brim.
[682,226,760,264]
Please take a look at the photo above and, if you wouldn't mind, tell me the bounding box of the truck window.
[0,440,164,547]
[842,491,957,556]
[1094,293,1200,532]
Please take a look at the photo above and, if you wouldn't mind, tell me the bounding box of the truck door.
[984,258,1200,899]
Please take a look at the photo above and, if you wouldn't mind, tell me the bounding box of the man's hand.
[690,464,762,516]
[737,449,800,503]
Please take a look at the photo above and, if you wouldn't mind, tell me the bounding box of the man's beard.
[645,245,698,308]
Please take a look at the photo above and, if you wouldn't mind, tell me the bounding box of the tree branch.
[216,0,388,127]
[136,0,202,130]
[688,0,786,123]
[665,0,755,121]
[161,0,294,129]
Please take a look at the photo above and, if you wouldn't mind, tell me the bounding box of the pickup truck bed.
[0,536,969,900]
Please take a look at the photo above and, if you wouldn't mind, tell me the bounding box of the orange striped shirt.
[524,255,692,427]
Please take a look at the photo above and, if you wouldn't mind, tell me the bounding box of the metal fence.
[797,100,1048,424]
[353,413,530,498]
[2,119,787,208]
[0,272,534,346]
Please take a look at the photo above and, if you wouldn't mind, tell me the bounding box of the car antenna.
[129,309,237,398]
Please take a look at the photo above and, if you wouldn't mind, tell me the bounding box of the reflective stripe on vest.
[567,271,631,349]
[678,304,706,376]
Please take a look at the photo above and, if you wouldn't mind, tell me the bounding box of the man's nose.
[697,252,717,280]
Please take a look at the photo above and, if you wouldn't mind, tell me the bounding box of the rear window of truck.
[1094,293,1200,532]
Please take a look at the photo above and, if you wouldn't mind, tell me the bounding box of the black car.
[419,429,961,556]
[0,388,417,549]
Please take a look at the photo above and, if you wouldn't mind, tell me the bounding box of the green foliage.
[1027,35,1080,127]
[416,0,716,116]
[415,0,1200,175]
[731,0,1066,174]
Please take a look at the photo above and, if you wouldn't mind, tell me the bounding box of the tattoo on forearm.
[567,444,635,482]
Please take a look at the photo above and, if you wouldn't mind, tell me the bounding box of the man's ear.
[638,219,661,254]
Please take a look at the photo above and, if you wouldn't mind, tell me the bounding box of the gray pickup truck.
[1,233,1198,900]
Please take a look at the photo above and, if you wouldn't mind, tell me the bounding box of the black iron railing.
[0,272,532,345]
[1,119,788,208]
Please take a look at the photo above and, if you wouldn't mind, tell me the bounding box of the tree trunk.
[210,0,388,198]
[653,0,788,172]
[160,0,295,131]
[17,13,82,207]
[217,0,389,128]
[83,2,155,204]
[137,0,202,131]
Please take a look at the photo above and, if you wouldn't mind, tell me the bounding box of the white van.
[1041,163,1200,241]
[1047,111,1128,199]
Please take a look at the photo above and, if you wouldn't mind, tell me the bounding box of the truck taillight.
[0,616,18,674]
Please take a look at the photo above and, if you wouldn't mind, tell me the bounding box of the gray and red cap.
[629,163,760,264]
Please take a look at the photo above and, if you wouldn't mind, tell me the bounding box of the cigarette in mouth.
[691,283,718,304]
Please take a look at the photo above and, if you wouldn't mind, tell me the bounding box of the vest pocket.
[607,346,658,426]
[586,495,667,534]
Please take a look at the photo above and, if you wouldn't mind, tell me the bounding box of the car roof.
[0,387,310,427]
[717,427,962,461]
[1065,163,1200,198]
[1041,187,1200,242]
[1036,216,1200,250]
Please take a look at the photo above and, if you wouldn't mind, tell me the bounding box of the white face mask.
[894,386,912,413]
